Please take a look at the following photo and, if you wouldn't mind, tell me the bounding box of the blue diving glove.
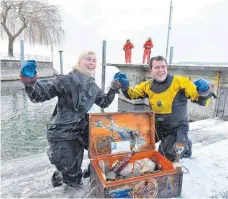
[21,60,37,78]
[113,72,129,89]
[113,72,127,81]
[20,60,38,86]
[194,78,210,95]
[119,77,129,89]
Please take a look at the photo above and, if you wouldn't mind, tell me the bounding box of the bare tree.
[0,0,64,57]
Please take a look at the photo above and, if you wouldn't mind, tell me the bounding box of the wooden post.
[212,71,220,118]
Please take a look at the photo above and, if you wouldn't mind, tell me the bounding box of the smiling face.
[77,52,97,76]
[150,59,168,82]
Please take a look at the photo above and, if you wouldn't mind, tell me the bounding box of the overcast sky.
[1,0,228,73]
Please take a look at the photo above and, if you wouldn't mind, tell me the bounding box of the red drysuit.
[123,41,134,63]
[143,40,153,64]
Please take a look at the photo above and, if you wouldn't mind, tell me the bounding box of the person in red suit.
[143,37,153,64]
[123,39,134,63]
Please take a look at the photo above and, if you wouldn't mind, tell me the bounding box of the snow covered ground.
[1,118,228,198]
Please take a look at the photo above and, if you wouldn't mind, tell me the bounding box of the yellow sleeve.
[176,76,211,106]
[126,80,150,99]
[177,76,200,101]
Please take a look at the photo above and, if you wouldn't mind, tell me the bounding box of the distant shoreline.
[176,61,228,66]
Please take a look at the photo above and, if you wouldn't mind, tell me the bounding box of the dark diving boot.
[65,172,83,188]
[82,163,90,178]
[51,170,63,187]
[182,139,192,158]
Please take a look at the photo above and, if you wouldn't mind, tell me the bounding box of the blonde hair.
[75,51,96,68]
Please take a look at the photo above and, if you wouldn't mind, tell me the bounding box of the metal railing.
[213,89,228,118]
[0,53,51,62]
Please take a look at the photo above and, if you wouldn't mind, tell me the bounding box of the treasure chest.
[89,112,183,198]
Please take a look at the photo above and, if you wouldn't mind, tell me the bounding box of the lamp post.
[165,0,173,61]
[169,46,174,64]
[101,40,107,113]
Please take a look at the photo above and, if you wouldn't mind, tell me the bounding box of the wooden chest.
[89,112,183,198]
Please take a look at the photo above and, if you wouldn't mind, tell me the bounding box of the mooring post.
[101,40,107,112]
[20,40,24,66]
[58,50,63,75]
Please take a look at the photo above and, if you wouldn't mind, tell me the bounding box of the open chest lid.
[89,112,155,159]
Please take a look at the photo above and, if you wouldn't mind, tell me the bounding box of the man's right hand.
[113,72,129,90]
[20,60,38,86]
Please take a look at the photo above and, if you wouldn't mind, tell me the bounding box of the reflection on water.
[1,80,150,163]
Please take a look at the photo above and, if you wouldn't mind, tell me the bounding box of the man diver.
[113,55,216,162]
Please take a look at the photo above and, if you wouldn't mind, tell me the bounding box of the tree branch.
[1,0,64,51]
[1,1,13,38]
[13,2,27,39]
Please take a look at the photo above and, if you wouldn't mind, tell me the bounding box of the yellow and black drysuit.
[122,74,210,162]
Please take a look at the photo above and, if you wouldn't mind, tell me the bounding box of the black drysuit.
[24,69,118,186]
